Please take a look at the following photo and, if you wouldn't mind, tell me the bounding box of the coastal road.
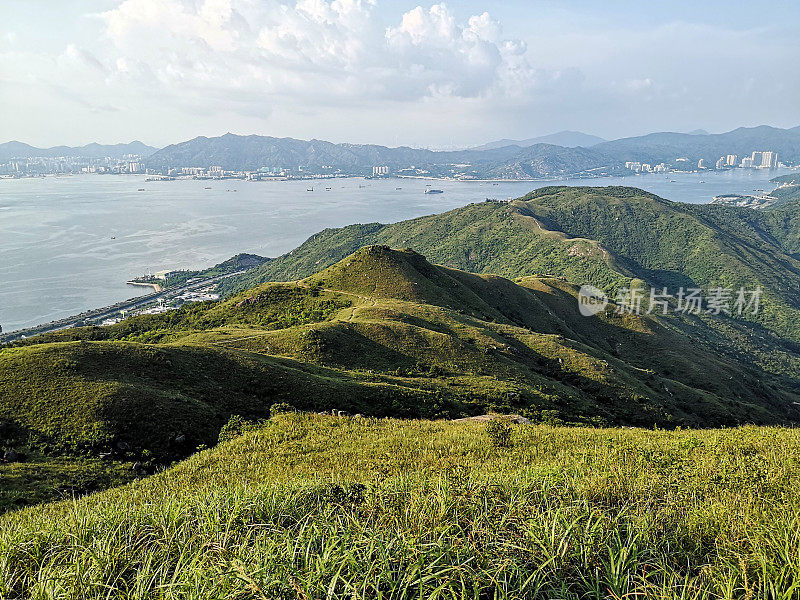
[0,271,247,343]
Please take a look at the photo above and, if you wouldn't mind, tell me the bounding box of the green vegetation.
[223,186,800,318]
[0,453,133,513]
[159,253,268,289]
[5,241,800,508]
[3,414,800,598]
[5,184,800,594]
[220,186,800,359]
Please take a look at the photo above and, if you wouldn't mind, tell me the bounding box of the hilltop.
[594,125,800,164]
[472,130,606,151]
[0,140,157,161]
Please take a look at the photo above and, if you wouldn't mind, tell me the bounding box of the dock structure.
[0,271,245,344]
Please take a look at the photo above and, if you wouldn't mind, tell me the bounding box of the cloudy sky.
[2,0,799,148]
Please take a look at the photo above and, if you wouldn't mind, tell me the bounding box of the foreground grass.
[2,415,800,598]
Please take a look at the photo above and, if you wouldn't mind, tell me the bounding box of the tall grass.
[1,415,800,598]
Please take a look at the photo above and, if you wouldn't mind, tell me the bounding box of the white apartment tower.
[761,151,778,168]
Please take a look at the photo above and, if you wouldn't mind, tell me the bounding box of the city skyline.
[2,0,800,148]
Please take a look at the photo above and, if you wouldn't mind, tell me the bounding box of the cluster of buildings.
[0,155,146,177]
[714,151,779,170]
[624,162,671,174]
[145,164,347,181]
[623,150,782,175]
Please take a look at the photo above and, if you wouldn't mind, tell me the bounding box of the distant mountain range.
[4,125,799,177]
[144,126,800,177]
[594,125,800,164]
[0,141,158,162]
[144,133,618,179]
[472,130,606,151]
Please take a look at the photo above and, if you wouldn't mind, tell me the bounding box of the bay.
[0,168,791,332]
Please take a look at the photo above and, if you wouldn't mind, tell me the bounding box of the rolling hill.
[221,186,800,344]
[6,185,800,513]
[5,239,800,511]
[0,141,157,161]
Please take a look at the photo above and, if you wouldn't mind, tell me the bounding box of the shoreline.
[126,281,163,293]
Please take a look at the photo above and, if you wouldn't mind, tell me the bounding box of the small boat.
[425,189,444,194]
[204,186,211,189]
[396,187,402,190]
[111,237,116,240]
[138,188,145,191]
[325,187,331,190]
[307,187,314,192]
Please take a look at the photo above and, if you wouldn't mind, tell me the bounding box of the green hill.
[7,186,800,510]
[221,186,800,342]
[5,243,800,512]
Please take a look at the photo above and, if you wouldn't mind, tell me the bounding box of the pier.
[0,271,245,344]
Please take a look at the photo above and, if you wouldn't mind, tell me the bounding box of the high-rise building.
[716,157,727,169]
[372,165,389,176]
[726,154,738,166]
[761,151,778,168]
[697,159,706,169]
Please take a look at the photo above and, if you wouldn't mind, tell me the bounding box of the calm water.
[0,169,791,332]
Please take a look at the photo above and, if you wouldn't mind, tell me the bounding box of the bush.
[218,415,249,443]
[485,417,514,449]
[270,402,296,418]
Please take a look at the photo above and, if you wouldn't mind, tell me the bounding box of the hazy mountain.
[481,144,614,179]
[144,133,441,172]
[0,141,158,161]
[144,132,617,178]
[472,131,606,151]
[594,125,800,164]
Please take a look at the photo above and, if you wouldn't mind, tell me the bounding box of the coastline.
[126,281,163,293]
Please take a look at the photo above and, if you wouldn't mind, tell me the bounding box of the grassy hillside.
[221,197,630,293]
[4,242,799,515]
[221,186,800,344]
[8,185,800,509]
[3,414,800,598]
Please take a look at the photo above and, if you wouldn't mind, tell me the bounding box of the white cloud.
[4,1,799,147]
[92,0,544,111]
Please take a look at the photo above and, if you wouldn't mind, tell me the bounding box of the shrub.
[270,402,296,418]
[485,417,514,449]
[218,415,250,443]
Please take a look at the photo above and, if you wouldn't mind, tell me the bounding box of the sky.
[1,0,799,149]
